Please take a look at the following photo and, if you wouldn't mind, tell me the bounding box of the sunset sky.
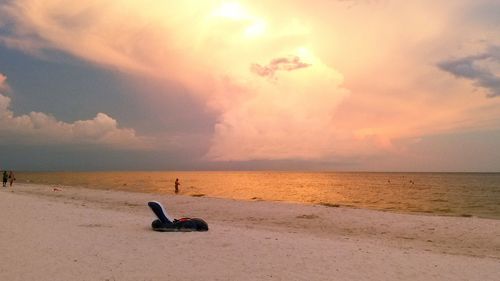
[0,0,499,171]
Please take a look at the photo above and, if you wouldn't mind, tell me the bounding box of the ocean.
[17,171,500,219]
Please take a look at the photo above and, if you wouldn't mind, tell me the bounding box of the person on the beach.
[2,170,7,187]
[174,178,180,194]
[8,170,15,187]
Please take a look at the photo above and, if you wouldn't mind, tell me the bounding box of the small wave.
[319,202,340,208]
[466,205,484,208]
[190,194,205,197]
[430,198,448,203]
[434,208,453,213]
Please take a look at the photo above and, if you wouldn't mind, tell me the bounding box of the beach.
[0,183,499,281]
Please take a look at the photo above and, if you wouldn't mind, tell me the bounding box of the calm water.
[17,171,500,219]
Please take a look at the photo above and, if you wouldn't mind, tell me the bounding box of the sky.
[0,0,499,172]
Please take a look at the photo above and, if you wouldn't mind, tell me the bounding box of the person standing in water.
[2,171,7,187]
[8,170,15,187]
[174,178,180,194]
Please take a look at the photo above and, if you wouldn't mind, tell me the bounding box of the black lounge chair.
[148,201,209,232]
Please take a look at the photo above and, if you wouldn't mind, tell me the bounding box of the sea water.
[17,171,500,219]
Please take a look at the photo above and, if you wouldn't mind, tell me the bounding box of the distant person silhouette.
[8,170,15,187]
[175,178,180,194]
[2,171,7,187]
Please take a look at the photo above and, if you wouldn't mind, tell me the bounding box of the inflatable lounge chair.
[148,201,209,232]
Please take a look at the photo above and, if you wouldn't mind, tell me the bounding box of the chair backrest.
[148,201,174,223]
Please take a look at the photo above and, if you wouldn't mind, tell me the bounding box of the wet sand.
[0,183,498,281]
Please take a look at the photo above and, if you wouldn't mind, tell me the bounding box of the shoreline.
[17,171,500,221]
[1,183,499,280]
[22,179,500,221]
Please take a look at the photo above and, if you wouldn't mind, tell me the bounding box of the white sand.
[0,183,499,281]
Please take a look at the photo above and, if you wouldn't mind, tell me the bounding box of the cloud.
[1,0,500,166]
[251,56,311,78]
[0,75,147,149]
[0,73,9,92]
[206,53,348,160]
[0,0,355,160]
[438,46,500,97]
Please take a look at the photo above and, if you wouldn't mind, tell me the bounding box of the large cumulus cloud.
[0,0,352,160]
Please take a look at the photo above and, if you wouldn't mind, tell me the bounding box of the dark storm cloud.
[438,46,500,97]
